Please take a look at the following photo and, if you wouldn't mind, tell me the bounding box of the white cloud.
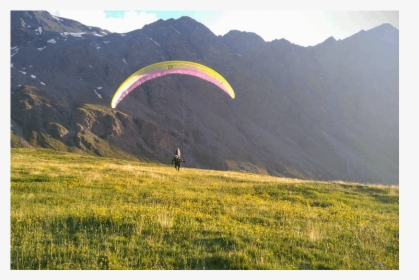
[201,11,399,46]
[46,10,398,47]
[47,10,159,34]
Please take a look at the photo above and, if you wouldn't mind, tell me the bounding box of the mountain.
[10,11,399,185]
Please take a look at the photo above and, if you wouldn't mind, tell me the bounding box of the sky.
[3,0,419,279]
[45,10,399,47]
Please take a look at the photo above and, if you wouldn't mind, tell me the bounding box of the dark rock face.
[10,11,399,185]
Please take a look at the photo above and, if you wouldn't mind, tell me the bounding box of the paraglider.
[111,60,235,109]
[111,61,235,172]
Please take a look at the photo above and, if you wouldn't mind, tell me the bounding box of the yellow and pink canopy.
[111,60,235,108]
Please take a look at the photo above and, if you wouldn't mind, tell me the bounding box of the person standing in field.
[172,148,185,171]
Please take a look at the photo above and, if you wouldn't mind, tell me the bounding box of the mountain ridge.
[10,11,399,185]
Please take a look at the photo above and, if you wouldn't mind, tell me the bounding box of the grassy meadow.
[10,148,399,270]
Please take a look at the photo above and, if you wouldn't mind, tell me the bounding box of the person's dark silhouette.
[172,148,185,171]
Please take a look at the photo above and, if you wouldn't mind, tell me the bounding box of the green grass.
[10,148,399,270]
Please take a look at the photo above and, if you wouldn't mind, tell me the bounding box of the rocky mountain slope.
[10,11,399,185]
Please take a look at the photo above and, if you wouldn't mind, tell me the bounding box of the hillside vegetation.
[10,148,399,269]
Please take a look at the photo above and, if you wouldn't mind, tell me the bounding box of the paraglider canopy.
[111,60,235,109]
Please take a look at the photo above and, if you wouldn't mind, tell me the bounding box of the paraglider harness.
[172,154,185,171]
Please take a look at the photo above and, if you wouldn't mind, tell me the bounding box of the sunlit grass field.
[10,148,399,270]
